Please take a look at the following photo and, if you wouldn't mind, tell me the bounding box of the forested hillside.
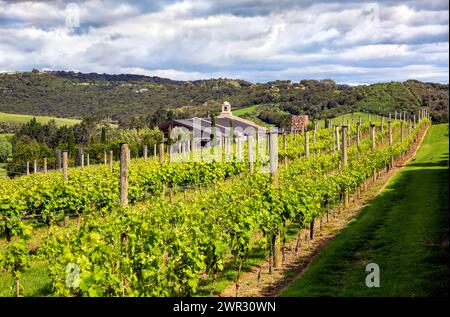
[0,70,447,127]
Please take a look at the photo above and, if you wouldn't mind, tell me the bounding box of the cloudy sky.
[0,0,448,84]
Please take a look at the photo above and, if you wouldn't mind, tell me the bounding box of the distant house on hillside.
[160,101,265,146]
[134,88,148,93]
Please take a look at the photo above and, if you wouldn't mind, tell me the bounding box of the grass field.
[0,112,80,127]
[281,124,449,297]
[0,163,7,178]
[317,112,385,128]
[233,105,259,116]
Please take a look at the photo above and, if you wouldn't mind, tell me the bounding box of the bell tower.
[221,101,232,116]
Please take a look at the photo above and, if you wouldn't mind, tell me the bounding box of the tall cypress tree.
[68,128,76,159]
[100,127,107,144]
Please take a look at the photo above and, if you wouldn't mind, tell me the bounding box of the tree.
[73,120,93,146]
[0,139,12,163]
[7,136,52,177]
[68,128,76,159]
[100,127,107,144]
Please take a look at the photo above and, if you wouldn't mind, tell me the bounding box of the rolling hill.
[0,112,80,127]
[0,71,447,128]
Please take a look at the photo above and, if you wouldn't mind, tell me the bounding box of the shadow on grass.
[407,160,449,167]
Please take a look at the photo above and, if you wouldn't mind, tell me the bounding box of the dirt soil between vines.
[219,125,429,297]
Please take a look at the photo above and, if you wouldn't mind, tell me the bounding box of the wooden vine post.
[335,126,340,151]
[347,119,351,145]
[78,147,84,168]
[356,122,361,147]
[120,143,129,207]
[62,150,68,182]
[342,125,348,166]
[388,120,394,170]
[312,124,317,156]
[143,145,148,160]
[269,129,281,270]
[370,124,377,181]
[400,120,404,142]
[103,150,107,165]
[43,156,48,175]
[190,134,195,162]
[332,125,336,151]
[269,130,278,186]
[370,124,376,151]
[342,125,349,208]
[313,123,317,144]
[282,130,287,166]
[304,130,309,159]
[56,149,62,170]
[159,142,164,163]
[388,120,393,146]
[33,159,37,174]
[109,150,113,172]
[86,153,90,166]
[26,161,30,175]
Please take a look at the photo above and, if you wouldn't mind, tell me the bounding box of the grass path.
[0,112,80,127]
[281,124,449,297]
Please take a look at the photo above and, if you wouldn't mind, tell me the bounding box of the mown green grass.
[0,163,7,178]
[281,124,449,297]
[0,112,80,127]
[0,261,51,297]
[233,105,259,116]
[0,134,13,141]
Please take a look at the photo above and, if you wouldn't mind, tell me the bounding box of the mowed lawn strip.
[0,112,80,127]
[281,124,449,297]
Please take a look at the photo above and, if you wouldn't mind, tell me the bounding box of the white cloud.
[0,0,448,83]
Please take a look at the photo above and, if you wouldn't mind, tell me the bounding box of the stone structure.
[160,101,265,146]
[291,115,309,132]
